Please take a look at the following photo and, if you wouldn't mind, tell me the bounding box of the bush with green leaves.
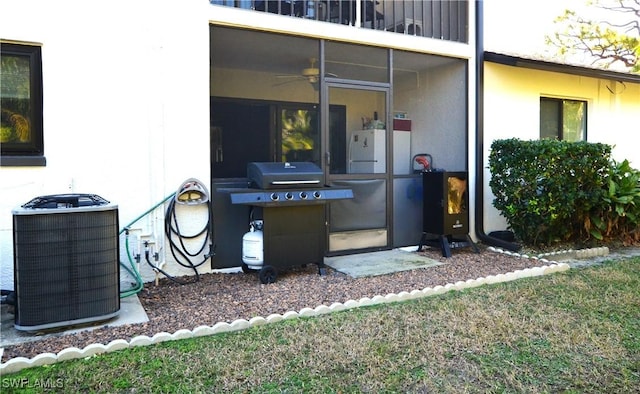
[588,159,640,245]
[489,138,611,246]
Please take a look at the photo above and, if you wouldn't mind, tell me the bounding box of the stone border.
[0,252,570,375]
[535,246,610,261]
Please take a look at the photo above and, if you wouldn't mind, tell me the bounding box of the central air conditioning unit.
[12,194,120,332]
[391,18,423,36]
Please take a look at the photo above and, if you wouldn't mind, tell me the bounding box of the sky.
[483,0,600,63]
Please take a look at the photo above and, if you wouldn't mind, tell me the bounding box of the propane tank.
[242,220,264,270]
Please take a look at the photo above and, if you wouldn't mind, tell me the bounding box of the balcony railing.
[210,0,468,43]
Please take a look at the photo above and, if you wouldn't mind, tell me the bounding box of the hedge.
[489,138,611,246]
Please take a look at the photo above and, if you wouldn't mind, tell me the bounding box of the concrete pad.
[0,294,148,349]
[325,248,442,278]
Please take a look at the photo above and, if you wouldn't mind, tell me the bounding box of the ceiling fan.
[275,57,337,86]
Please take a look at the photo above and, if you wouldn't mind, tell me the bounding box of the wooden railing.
[210,0,468,43]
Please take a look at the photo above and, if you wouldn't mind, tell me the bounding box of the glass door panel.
[327,87,387,175]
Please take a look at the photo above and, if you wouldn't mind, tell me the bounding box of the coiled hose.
[159,193,214,285]
[120,184,214,294]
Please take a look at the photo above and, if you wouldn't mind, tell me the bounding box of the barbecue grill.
[229,162,353,283]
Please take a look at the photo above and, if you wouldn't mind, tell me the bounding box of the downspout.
[474,0,521,251]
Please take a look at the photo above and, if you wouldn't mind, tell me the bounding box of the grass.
[2,258,639,393]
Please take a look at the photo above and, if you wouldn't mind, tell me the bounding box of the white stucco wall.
[1,1,478,289]
[483,62,640,233]
[1,0,212,290]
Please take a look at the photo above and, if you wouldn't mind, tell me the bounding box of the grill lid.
[248,162,323,189]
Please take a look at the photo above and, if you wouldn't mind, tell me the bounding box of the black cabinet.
[262,205,325,276]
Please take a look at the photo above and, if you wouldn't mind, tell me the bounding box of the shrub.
[588,159,640,245]
[489,138,611,246]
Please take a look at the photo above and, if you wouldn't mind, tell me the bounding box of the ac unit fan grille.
[13,206,120,330]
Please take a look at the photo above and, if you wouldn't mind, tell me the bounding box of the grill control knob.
[285,192,293,200]
[270,193,279,201]
[299,191,308,200]
[313,191,322,199]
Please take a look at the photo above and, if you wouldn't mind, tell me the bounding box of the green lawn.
[3,258,639,393]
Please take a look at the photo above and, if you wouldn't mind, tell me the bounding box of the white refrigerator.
[348,129,386,173]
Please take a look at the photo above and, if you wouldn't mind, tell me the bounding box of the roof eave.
[484,51,640,84]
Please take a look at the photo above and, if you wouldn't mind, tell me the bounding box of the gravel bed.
[2,246,550,361]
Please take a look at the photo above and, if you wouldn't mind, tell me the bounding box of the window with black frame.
[1,42,44,166]
[540,97,587,142]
